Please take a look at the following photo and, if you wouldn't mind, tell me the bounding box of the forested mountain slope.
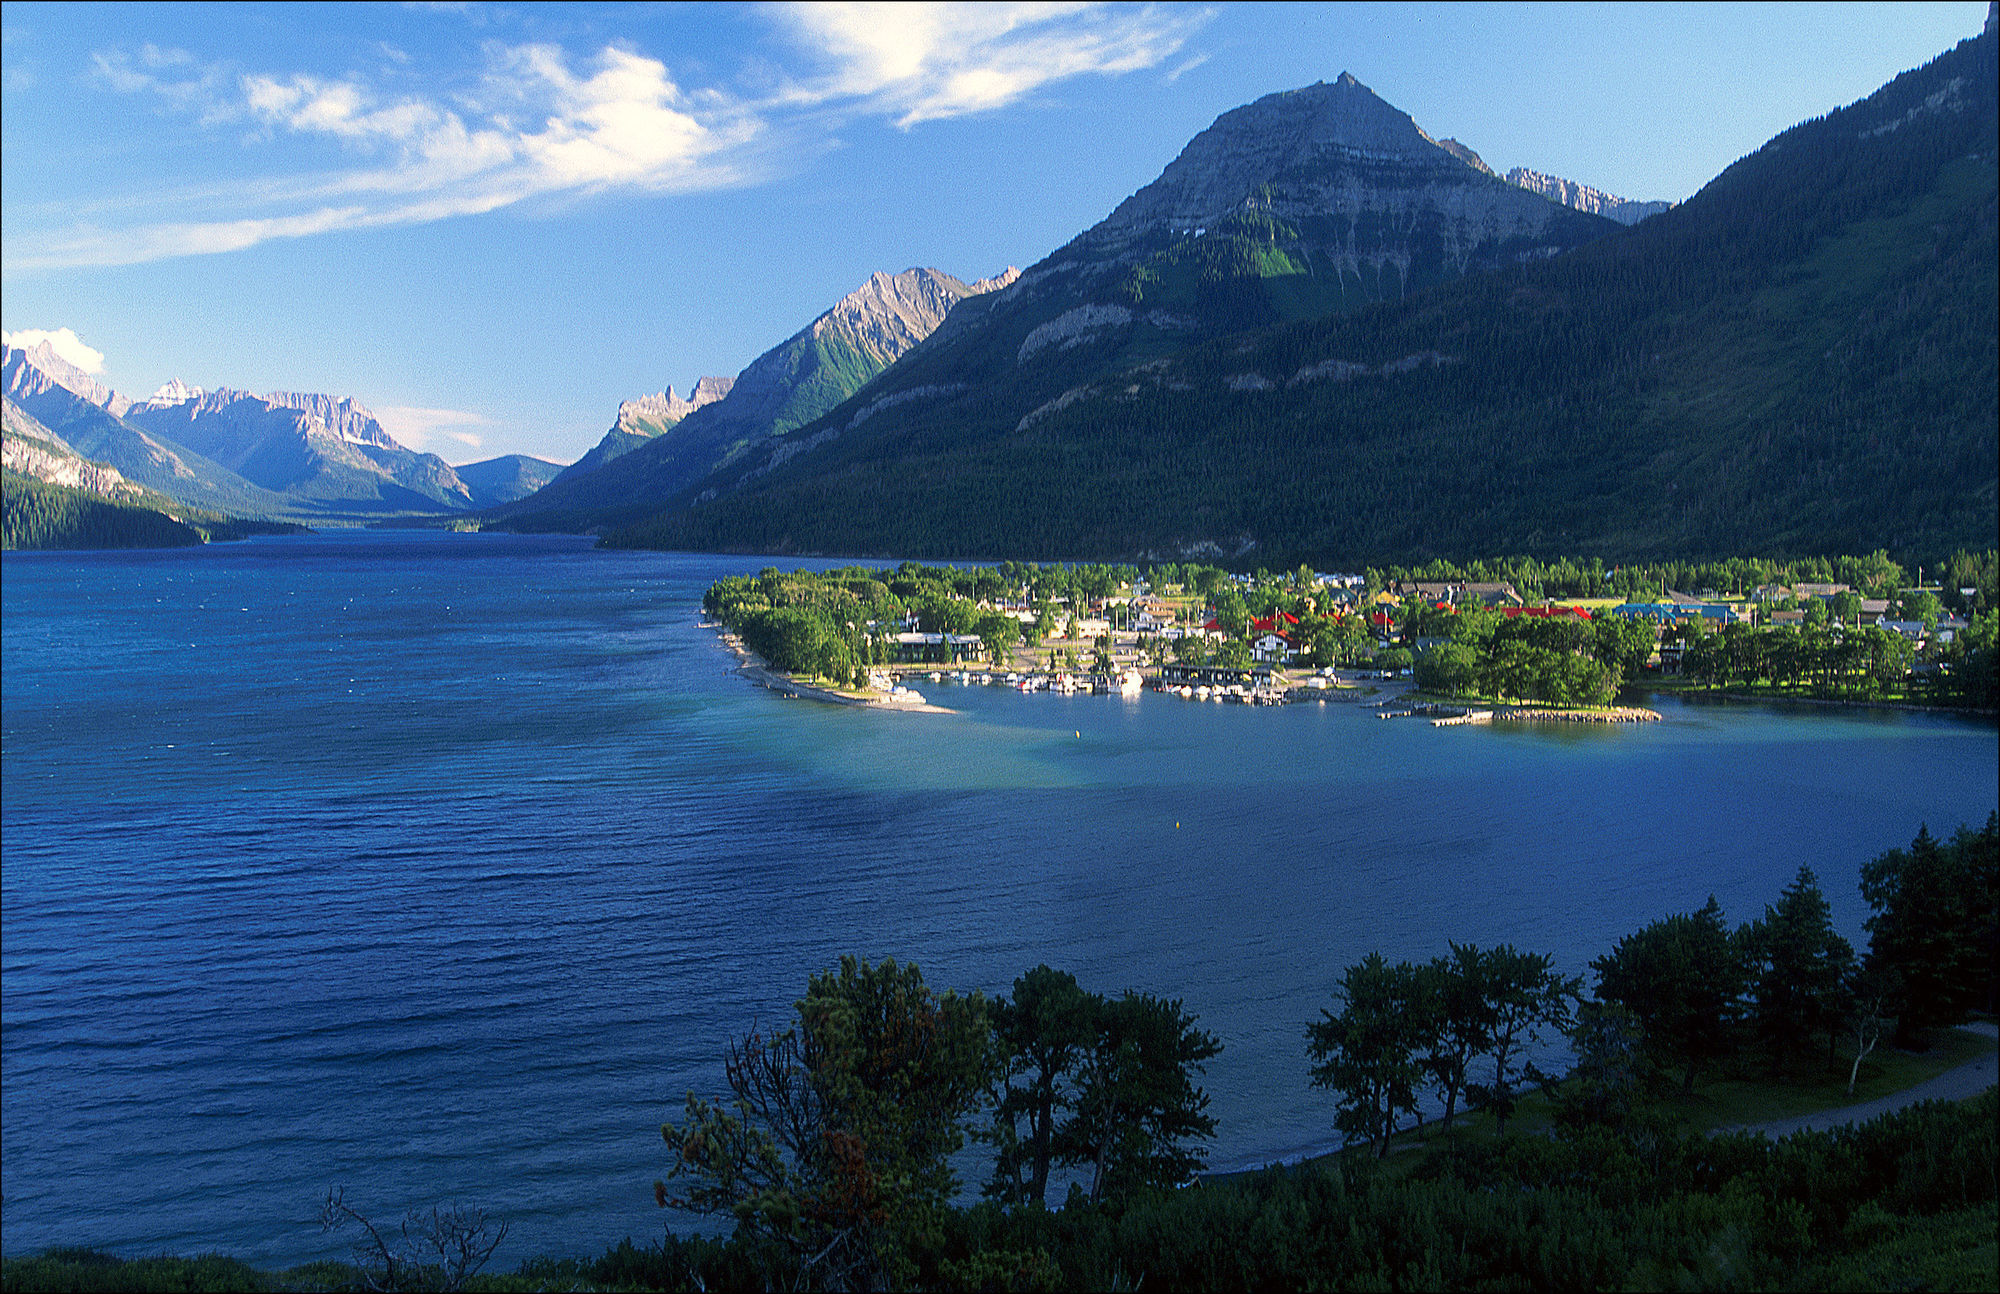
[489,268,1018,528]
[615,29,1998,565]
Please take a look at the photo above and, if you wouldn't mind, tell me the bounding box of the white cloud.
[15,41,752,270]
[13,5,1204,270]
[2,326,106,373]
[373,403,489,453]
[770,2,1208,127]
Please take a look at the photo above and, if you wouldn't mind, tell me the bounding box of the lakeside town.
[702,553,1999,718]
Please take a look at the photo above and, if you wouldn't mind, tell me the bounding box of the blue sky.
[2,2,1987,466]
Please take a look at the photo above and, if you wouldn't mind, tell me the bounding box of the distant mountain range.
[603,28,1996,564]
[1504,168,1672,225]
[2,343,561,521]
[2,395,307,548]
[1430,136,1673,226]
[490,266,1020,529]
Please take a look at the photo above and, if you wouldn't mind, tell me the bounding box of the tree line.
[3,470,306,551]
[646,816,1994,1290]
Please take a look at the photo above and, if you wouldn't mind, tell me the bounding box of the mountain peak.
[812,267,1004,364]
[1436,137,1495,175]
[148,378,204,406]
[1099,73,1472,234]
[4,341,133,416]
[618,379,733,432]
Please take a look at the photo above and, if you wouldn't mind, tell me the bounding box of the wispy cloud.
[373,403,489,453]
[7,3,1205,271]
[770,2,1208,127]
[2,326,107,373]
[13,41,750,271]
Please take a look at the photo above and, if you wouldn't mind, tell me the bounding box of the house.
[1464,582,1524,607]
[1792,582,1851,598]
[1250,611,1300,634]
[1252,631,1294,663]
[893,631,983,662]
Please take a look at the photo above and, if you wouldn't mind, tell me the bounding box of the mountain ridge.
[1,343,568,517]
[609,28,1998,565]
[490,265,1020,527]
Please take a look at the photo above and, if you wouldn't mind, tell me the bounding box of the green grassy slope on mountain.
[611,31,1997,566]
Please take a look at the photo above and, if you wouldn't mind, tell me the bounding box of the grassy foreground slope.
[616,29,1997,565]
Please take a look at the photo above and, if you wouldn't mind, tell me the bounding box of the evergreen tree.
[1591,898,1747,1092]
[1742,865,1855,1070]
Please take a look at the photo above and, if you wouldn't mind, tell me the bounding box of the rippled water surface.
[4,531,1995,1266]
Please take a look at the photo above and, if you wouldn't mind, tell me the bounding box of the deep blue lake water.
[3,530,1996,1268]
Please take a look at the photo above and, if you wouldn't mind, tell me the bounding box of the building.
[1252,631,1294,663]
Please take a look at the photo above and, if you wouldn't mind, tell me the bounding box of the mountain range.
[2,343,562,521]
[491,266,1021,529]
[500,73,1648,537]
[595,29,1995,565]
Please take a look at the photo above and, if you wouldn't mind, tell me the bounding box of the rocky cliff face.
[1506,168,1672,225]
[1435,138,1495,175]
[809,267,1021,371]
[551,378,737,486]
[615,380,735,435]
[3,395,136,497]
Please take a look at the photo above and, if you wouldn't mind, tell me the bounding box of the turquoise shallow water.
[4,530,1995,1266]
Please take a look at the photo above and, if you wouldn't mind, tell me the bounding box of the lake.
[3,530,1994,1268]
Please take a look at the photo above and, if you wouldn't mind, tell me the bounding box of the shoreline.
[1639,685,1998,719]
[714,629,957,714]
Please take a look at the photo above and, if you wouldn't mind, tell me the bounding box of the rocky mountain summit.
[618,378,736,434]
[5,341,134,417]
[550,380,736,486]
[494,266,1019,525]
[1506,168,1672,225]
[5,342,291,515]
[1063,72,1617,306]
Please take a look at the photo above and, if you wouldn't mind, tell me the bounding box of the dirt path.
[1724,1022,1998,1140]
